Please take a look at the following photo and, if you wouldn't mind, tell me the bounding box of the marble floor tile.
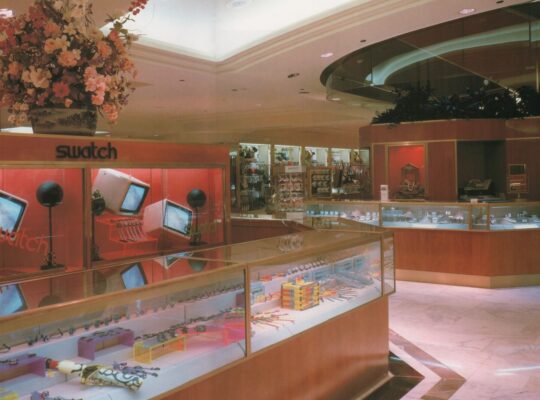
[389,281,540,399]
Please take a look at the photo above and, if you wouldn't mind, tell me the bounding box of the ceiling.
[0,0,533,146]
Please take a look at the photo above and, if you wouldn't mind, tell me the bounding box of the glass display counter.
[304,201,540,231]
[488,203,540,230]
[0,230,393,399]
[380,202,470,230]
[304,201,380,227]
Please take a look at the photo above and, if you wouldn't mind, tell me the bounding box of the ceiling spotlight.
[459,8,476,15]
[320,52,334,58]
[329,97,341,102]
[227,0,251,8]
[360,39,367,43]
[287,73,300,79]
[0,8,14,18]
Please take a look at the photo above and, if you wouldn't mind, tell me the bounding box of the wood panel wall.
[159,296,389,400]
[372,144,386,200]
[427,141,456,201]
[393,228,540,276]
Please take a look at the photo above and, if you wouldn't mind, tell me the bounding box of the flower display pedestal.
[30,107,97,136]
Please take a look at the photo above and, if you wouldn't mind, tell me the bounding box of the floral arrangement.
[0,0,148,126]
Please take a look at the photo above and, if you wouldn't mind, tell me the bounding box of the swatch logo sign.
[56,142,118,160]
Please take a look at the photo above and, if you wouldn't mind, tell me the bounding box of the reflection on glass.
[0,284,27,315]
[121,263,147,289]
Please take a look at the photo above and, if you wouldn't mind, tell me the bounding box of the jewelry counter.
[304,200,540,288]
[0,230,394,400]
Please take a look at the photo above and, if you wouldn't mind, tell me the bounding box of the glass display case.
[236,144,271,212]
[188,230,394,353]
[308,167,332,199]
[380,202,470,230]
[488,202,540,230]
[273,166,306,212]
[304,201,380,228]
[0,230,394,399]
[304,201,540,231]
[0,256,245,399]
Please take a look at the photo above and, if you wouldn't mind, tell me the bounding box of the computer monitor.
[0,284,27,316]
[120,263,147,289]
[143,199,193,238]
[92,169,149,216]
[0,190,27,234]
[164,201,193,236]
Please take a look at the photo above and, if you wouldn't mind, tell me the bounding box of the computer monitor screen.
[163,202,192,236]
[121,263,147,289]
[0,284,27,316]
[0,191,27,233]
[120,183,148,214]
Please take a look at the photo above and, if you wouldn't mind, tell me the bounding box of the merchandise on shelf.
[281,280,320,310]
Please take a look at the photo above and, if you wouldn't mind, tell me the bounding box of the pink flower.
[7,62,22,78]
[21,66,51,89]
[102,102,119,123]
[44,36,68,54]
[57,49,80,67]
[91,93,104,105]
[44,21,61,37]
[64,98,73,108]
[53,81,70,98]
[84,66,97,79]
[97,41,112,58]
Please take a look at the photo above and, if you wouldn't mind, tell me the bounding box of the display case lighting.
[459,8,476,15]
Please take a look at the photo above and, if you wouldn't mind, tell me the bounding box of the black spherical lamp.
[36,181,64,270]
[91,190,106,261]
[186,189,207,246]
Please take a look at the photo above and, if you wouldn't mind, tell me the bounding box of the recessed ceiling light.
[329,97,341,102]
[0,9,14,18]
[360,39,367,43]
[153,134,160,137]
[320,52,334,58]
[287,73,300,79]
[459,8,476,15]
[227,0,251,8]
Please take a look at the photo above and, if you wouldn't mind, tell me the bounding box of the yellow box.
[133,334,186,364]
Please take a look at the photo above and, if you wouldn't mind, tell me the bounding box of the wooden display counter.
[393,228,540,288]
[160,296,389,400]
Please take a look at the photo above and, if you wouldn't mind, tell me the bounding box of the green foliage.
[372,84,540,124]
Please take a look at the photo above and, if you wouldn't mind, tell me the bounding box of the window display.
[92,169,150,216]
[387,145,426,199]
[91,168,225,262]
[274,145,301,166]
[0,168,84,278]
[0,190,27,236]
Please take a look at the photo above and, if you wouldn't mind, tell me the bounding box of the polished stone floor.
[389,281,540,400]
